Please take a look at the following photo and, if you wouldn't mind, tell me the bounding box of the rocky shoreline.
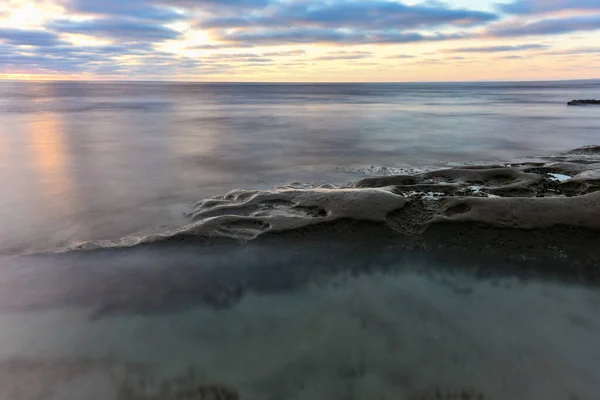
[567,99,600,105]
[58,145,600,281]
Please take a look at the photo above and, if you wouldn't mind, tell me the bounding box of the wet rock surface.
[567,99,600,105]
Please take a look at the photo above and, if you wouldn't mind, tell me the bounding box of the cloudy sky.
[1,0,599,81]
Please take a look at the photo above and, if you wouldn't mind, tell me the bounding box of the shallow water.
[1,243,600,400]
[1,80,600,252]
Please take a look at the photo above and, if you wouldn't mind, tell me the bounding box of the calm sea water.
[1,79,599,253]
[1,80,600,399]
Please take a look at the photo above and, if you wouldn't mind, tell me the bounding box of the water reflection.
[27,112,78,220]
[0,244,599,399]
[0,129,6,159]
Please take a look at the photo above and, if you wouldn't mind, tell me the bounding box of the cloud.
[314,51,372,61]
[0,53,56,66]
[4,0,597,78]
[499,0,600,15]
[261,50,306,57]
[387,54,417,58]
[0,45,236,76]
[0,28,63,46]
[543,47,600,55]
[168,0,272,8]
[485,14,600,37]
[411,58,444,65]
[38,43,159,58]
[187,43,254,50]
[0,39,179,75]
[98,56,237,77]
[218,28,465,45]
[49,19,180,41]
[65,0,183,22]
[198,0,496,45]
[204,52,259,59]
[197,53,277,65]
[200,1,497,30]
[315,54,370,61]
[63,0,274,20]
[445,44,548,52]
[240,57,273,63]
[0,49,102,73]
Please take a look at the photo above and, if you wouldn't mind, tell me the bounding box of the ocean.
[1,80,600,399]
[1,80,600,253]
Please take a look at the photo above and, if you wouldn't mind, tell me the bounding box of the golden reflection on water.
[0,129,6,159]
[26,111,79,219]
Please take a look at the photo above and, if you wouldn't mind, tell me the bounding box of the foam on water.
[335,165,428,177]
[549,173,572,182]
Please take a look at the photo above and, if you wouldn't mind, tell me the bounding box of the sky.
[0,0,599,81]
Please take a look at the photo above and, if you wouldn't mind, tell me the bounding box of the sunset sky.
[1,0,599,81]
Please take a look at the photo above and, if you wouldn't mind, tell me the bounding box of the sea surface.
[1,80,600,399]
[1,80,600,253]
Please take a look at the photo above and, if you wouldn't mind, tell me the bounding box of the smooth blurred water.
[1,80,600,252]
[2,80,600,399]
[1,242,600,400]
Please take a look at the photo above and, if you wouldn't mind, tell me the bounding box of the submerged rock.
[567,99,600,106]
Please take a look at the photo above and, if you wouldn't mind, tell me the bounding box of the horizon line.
[1,77,599,84]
